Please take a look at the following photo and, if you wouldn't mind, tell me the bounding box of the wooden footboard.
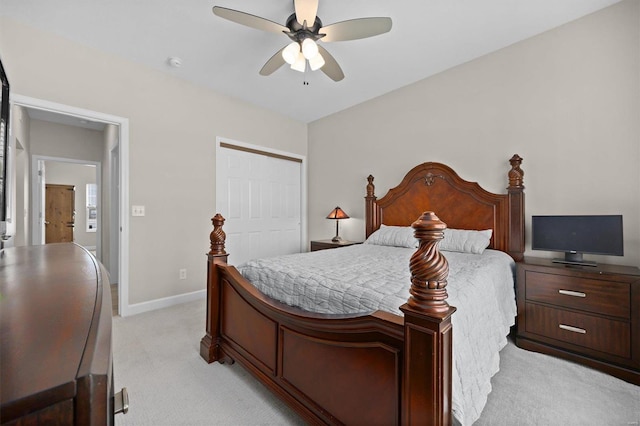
[201,212,456,425]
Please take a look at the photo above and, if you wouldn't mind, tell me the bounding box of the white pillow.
[364,225,418,248]
[439,229,492,254]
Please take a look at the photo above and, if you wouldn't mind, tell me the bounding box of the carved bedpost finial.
[508,154,524,190]
[209,213,227,256]
[408,212,450,313]
[366,175,375,197]
[365,175,379,238]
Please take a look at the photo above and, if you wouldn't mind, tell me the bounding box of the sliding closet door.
[216,143,302,266]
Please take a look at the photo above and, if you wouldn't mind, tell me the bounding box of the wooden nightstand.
[310,240,361,252]
[515,257,640,385]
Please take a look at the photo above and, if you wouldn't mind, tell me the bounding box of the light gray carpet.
[113,299,639,426]
[475,339,639,426]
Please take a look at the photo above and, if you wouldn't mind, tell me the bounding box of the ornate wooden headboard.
[365,154,525,261]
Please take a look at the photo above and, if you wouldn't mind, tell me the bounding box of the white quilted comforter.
[238,244,516,425]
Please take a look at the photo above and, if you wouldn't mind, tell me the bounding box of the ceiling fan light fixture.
[212,2,392,82]
[291,51,306,72]
[282,42,300,65]
[301,38,319,60]
[308,52,325,71]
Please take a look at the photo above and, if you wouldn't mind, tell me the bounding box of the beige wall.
[44,160,97,248]
[308,0,640,266]
[30,119,104,161]
[2,0,637,309]
[0,17,308,305]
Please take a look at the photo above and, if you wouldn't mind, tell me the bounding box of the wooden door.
[45,184,75,243]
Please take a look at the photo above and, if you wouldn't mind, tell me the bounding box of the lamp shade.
[301,38,319,60]
[308,52,325,71]
[290,51,306,72]
[282,42,300,65]
[326,206,349,220]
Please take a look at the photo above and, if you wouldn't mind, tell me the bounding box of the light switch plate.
[132,205,145,216]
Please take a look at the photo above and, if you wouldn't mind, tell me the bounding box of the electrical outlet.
[132,205,145,216]
[179,268,187,280]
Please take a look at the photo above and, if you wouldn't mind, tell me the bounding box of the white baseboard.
[122,289,206,317]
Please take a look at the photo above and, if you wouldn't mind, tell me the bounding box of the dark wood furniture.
[310,239,361,251]
[0,243,128,425]
[515,257,640,385]
[0,57,10,233]
[200,154,525,425]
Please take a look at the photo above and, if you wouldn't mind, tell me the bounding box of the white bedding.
[238,244,516,425]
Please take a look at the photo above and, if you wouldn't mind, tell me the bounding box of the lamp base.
[331,235,343,243]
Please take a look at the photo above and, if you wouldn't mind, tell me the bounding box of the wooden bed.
[200,154,525,425]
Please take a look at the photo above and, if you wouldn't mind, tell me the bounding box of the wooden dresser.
[516,257,640,385]
[0,243,127,425]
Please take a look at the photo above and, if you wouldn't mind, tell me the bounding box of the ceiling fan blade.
[317,46,344,82]
[321,17,392,42]
[212,6,288,34]
[294,0,318,26]
[260,47,287,76]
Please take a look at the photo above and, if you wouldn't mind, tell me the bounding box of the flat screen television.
[531,215,624,266]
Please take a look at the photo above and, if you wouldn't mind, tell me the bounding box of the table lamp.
[326,206,349,242]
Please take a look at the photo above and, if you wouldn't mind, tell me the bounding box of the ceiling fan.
[212,0,392,82]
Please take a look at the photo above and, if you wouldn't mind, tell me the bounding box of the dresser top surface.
[1,243,100,407]
[521,256,640,277]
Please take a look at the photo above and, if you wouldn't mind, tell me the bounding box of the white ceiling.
[1,0,622,123]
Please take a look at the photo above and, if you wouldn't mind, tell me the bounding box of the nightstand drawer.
[525,271,630,319]
[525,303,630,358]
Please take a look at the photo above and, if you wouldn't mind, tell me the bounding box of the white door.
[217,143,302,266]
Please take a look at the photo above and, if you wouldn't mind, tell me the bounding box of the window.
[86,183,97,232]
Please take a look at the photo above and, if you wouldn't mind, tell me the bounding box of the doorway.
[34,158,100,252]
[12,94,131,316]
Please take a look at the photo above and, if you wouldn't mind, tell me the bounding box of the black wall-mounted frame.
[0,57,10,222]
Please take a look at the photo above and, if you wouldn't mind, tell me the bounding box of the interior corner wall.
[308,0,640,266]
[0,17,308,306]
[101,124,119,278]
[10,105,31,248]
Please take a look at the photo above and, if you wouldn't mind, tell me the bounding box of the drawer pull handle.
[114,387,129,415]
[558,289,586,298]
[559,324,586,334]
